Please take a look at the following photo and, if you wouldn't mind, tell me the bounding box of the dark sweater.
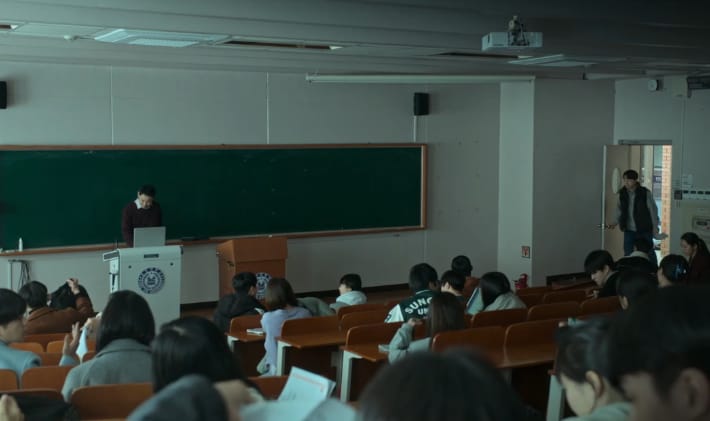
[121,201,162,246]
[213,293,265,332]
[598,271,621,298]
[688,251,710,284]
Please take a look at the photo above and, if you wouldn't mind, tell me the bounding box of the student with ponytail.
[680,232,710,283]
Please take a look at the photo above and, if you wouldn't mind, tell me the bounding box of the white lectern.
[103,246,182,330]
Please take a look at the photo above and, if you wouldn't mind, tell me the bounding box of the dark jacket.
[213,293,264,332]
[121,201,163,246]
[688,251,710,284]
[598,271,621,298]
[398,289,437,322]
[616,256,657,275]
[619,186,653,233]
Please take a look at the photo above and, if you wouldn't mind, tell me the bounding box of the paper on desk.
[278,367,336,401]
[240,399,356,421]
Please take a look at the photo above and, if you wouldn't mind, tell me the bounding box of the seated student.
[359,350,533,421]
[657,254,689,287]
[451,255,479,298]
[608,286,710,421]
[680,232,710,283]
[0,289,76,384]
[555,318,631,421]
[62,290,155,401]
[439,270,467,303]
[49,280,93,311]
[385,263,439,323]
[466,271,526,316]
[258,278,311,376]
[0,289,40,381]
[615,238,657,275]
[329,273,367,311]
[213,272,265,333]
[616,270,657,310]
[152,316,262,402]
[19,278,94,335]
[387,292,465,363]
[584,250,621,298]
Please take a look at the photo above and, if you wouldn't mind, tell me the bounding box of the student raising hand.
[62,322,81,359]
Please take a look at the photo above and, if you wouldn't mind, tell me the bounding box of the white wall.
[497,82,534,280]
[614,78,710,253]
[496,80,615,284]
[532,79,615,280]
[0,62,501,309]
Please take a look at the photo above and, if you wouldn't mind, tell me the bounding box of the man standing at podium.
[122,184,162,247]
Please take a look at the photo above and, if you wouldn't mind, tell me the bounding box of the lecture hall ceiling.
[0,0,707,79]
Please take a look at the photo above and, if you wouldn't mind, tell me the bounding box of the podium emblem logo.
[255,272,271,300]
[138,267,166,294]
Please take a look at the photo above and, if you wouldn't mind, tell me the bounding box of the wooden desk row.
[228,314,560,403]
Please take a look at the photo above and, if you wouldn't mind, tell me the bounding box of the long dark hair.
[97,290,155,352]
[49,283,89,310]
[264,278,298,310]
[152,316,242,392]
[0,289,26,325]
[479,272,512,308]
[555,318,612,384]
[681,232,710,257]
[427,293,466,338]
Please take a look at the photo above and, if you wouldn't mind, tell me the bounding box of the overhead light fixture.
[582,73,636,81]
[509,54,597,67]
[305,74,535,84]
[0,24,20,31]
[219,39,342,51]
[94,29,227,47]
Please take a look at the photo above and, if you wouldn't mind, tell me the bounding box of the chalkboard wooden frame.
[0,143,427,255]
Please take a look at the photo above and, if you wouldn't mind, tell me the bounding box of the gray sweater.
[260,306,312,375]
[62,338,153,401]
[387,323,431,363]
[466,290,527,316]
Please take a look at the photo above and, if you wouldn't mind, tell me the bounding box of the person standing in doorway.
[121,184,163,247]
[610,170,659,267]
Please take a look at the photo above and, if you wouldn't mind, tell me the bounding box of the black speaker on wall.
[413,92,429,116]
[0,81,6,109]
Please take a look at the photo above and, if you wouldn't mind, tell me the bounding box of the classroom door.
[603,144,672,260]
[602,145,634,259]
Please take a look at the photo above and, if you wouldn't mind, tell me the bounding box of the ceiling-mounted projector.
[482,15,542,52]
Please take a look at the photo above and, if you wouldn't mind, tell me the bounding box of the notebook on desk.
[133,226,166,248]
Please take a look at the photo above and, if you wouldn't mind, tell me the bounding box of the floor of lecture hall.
[180,287,410,319]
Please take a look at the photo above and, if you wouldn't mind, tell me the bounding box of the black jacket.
[619,186,653,233]
[213,293,264,332]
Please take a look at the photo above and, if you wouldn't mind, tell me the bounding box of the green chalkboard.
[0,145,424,249]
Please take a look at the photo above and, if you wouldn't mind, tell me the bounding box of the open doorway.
[602,142,672,261]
